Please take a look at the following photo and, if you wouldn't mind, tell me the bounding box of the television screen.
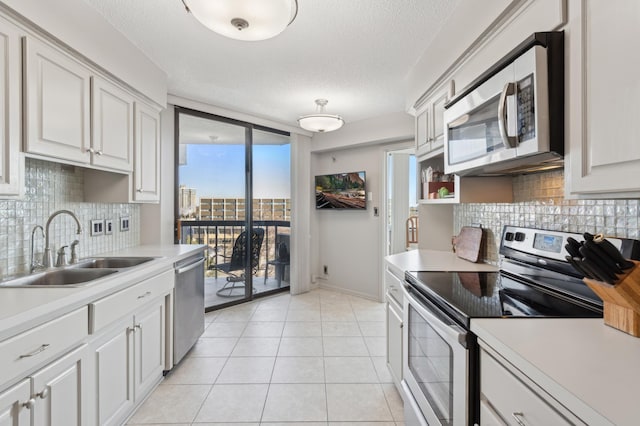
[315,171,366,209]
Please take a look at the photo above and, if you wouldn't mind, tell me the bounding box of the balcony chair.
[211,228,264,297]
[406,215,418,250]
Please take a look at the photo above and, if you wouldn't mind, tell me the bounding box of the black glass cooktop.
[405,269,603,328]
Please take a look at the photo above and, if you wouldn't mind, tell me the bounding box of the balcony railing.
[177,220,290,282]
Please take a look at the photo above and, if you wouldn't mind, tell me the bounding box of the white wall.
[311,112,413,153]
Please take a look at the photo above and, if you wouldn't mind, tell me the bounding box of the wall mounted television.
[315,171,366,209]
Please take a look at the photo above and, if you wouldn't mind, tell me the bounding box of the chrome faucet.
[43,210,82,268]
[30,225,45,273]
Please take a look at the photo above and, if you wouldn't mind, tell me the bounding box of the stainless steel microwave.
[444,32,564,176]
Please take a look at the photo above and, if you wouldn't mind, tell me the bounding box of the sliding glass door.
[175,108,290,310]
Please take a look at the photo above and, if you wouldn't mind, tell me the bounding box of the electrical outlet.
[91,219,104,236]
[105,219,113,235]
[323,265,328,275]
[120,216,130,232]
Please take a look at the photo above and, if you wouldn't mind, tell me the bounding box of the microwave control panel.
[517,74,536,141]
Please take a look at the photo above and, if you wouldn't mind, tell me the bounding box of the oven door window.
[408,304,454,425]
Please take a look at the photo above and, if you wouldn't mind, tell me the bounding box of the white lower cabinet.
[91,295,167,426]
[0,344,88,426]
[479,343,585,425]
[384,265,404,390]
[30,345,88,426]
[0,379,30,425]
[386,297,403,388]
[89,269,173,425]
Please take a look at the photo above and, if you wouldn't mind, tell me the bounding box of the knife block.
[584,260,640,337]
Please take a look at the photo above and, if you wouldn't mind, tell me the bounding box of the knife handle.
[579,246,618,284]
[593,234,635,270]
[565,255,592,279]
[584,240,623,274]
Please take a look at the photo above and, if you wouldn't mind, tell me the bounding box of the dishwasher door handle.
[175,258,204,275]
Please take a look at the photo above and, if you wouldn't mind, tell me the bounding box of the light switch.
[120,216,130,232]
[105,219,113,235]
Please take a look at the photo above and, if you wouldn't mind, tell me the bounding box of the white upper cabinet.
[133,102,160,202]
[92,76,134,172]
[24,35,146,175]
[415,81,453,158]
[0,17,22,198]
[24,36,91,164]
[565,0,640,198]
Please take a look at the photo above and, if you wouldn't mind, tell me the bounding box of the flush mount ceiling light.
[181,0,298,41]
[298,99,345,133]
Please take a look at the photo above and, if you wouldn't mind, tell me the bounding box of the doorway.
[174,107,291,310]
[386,149,417,255]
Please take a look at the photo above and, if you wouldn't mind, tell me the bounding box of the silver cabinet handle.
[95,150,103,156]
[19,343,50,359]
[85,148,94,154]
[37,388,49,399]
[498,81,518,148]
[134,324,142,331]
[137,188,143,193]
[512,412,527,426]
[137,291,152,299]
[22,398,36,409]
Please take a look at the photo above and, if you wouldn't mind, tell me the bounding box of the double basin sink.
[0,257,155,288]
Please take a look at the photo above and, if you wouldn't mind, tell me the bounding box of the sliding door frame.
[174,106,290,310]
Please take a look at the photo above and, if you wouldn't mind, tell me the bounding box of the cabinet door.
[133,298,165,400]
[0,17,22,198]
[0,379,30,426]
[23,37,91,164]
[386,298,403,386]
[431,91,448,151]
[567,0,640,197]
[91,76,134,172]
[415,108,430,153]
[93,320,134,426]
[133,102,160,202]
[31,345,88,426]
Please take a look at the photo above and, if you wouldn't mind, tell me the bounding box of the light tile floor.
[127,288,405,426]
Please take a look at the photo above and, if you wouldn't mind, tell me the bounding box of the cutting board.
[453,226,483,263]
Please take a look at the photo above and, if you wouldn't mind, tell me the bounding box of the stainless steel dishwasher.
[173,252,205,365]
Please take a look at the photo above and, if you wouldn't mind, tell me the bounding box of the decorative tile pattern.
[454,170,640,263]
[0,158,140,278]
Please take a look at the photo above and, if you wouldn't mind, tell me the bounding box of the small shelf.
[417,152,513,204]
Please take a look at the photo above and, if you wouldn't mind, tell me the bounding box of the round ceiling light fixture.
[298,99,345,133]
[181,0,298,41]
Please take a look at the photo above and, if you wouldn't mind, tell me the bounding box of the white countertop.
[0,244,205,341]
[472,317,640,426]
[385,249,499,275]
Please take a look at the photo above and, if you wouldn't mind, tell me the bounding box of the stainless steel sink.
[0,268,117,288]
[72,257,155,269]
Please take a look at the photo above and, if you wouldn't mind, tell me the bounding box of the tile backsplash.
[0,158,139,277]
[454,170,640,264]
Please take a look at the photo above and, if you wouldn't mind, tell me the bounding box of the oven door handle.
[403,284,469,348]
[498,81,518,148]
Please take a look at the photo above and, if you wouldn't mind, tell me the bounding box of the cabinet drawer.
[0,307,88,387]
[91,269,173,333]
[480,348,584,425]
[385,268,404,305]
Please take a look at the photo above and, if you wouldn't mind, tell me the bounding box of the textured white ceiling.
[81,0,461,128]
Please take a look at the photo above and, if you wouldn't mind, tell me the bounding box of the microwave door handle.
[498,82,518,148]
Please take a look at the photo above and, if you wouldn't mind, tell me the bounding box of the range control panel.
[500,226,624,262]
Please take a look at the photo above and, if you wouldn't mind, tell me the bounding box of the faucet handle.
[70,240,79,264]
[56,246,68,267]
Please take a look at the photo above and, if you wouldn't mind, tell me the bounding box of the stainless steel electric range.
[400,225,640,426]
